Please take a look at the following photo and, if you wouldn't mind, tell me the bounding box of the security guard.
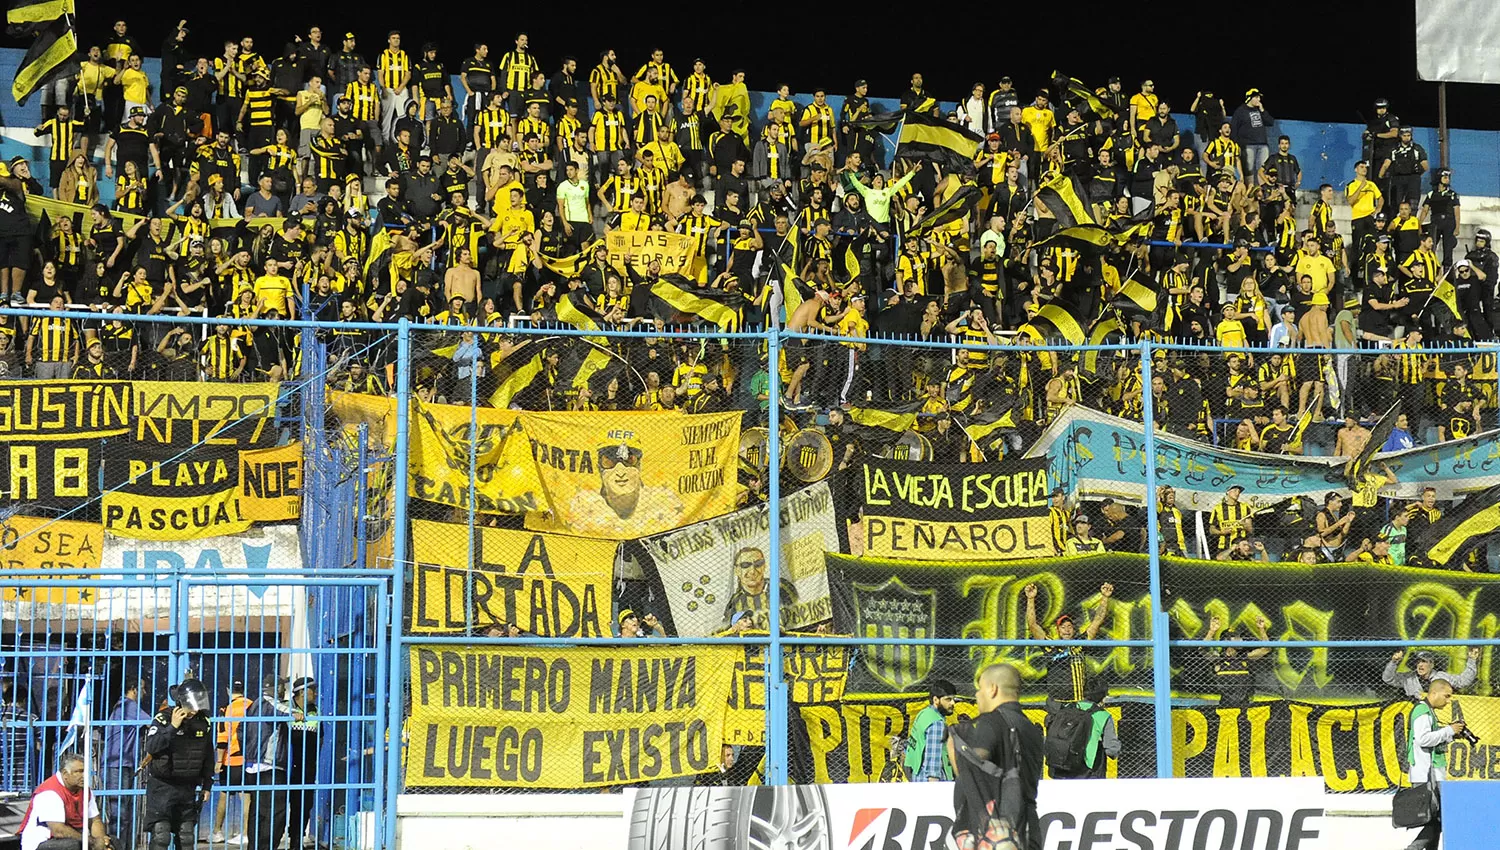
[1378,125,1428,211]
[1422,167,1461,267]
[143,678,216,850]
[1365,97,1400,198]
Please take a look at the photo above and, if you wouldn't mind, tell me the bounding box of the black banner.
[854,456,1053,560]
[787,694,1500,789]
[0,381,131,439]
[827,552,1500,697]
[105,442,244,498]
[0,438,101,507]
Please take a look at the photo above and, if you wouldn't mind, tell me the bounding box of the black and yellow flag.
[552,294,613,392]
[489,339,548,409]
[847,399,923,449]
[848,110,983,176]
[1035,173,1097,230]
[649,274,742,330]
[1410,483,1500,569]
[1286,403,1316,452]
[1346,401,1400,488]
[961,403,1018,457]
[908,182,982,238]
[1082,314,1123,376]
[8,0,77,106]
[1051,72,1117,120]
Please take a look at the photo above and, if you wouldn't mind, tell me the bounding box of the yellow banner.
[25,194,283,236]
[724,642,849,747]
[328,391,398,448]
[605,230,698,277]
[102,489,252,540]
[0,515,101,603]
[410,399,544,515]
[1447,694,1500,780]
[521,411,740,539]
[238,442,302,522]
[406,644,736,788]
[408,522,615,636]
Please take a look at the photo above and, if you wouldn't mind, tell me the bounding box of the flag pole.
[82,667,92,850]
[883,112,907,262]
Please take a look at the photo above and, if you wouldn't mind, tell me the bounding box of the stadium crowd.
[0,19,1496,569]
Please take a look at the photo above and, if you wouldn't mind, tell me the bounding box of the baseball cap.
[291,676,316,695]
[129,106,146,117]
[853,79,867,87]
[729,610,753,627]
[1375,98,1390,108]
[618,608,637,624]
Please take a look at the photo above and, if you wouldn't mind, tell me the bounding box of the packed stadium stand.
[0,14,1495,850]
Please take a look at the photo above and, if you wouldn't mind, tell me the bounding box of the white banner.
[3,526,306,621]
[639,481,837,635]
[626,778,1328,850]
[1416,0,1500,83]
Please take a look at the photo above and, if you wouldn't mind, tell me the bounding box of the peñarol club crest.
[852,578,937,690]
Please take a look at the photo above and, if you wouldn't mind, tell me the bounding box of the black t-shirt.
[958,703,1042,805]
[114,126,151,168]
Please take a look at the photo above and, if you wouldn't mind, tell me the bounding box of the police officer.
[1422,167,1461,268]
[142,678,216,850]
[1379,125,1428,211]
[1466,228,1498,299]
[1365,97,1400,198]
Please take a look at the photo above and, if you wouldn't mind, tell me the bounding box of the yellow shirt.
[1294,251,1336,303]
[640,140,684,174]
[1130,92,1160,124]
[1346,179,1383,220]
[490,208,535,248]
[1216,319,1247,348]
[488,178,525,215]
[120,68,149,104]
[836,310,869,349]
[253,274,293,316]
[1020,105,1055,151]
[630,80,668,116]
[296,90,327,131]
[77,62,112,96]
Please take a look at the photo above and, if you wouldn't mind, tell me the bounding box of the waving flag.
[8,0,77,105]
[56,676,91,758]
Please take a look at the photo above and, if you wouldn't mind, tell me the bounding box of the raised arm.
[1082,582,1114,640]
[1024,583,1047,641]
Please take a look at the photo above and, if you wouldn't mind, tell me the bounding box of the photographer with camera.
[1403,679,1466,850]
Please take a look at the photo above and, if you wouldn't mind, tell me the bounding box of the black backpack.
[1044,702,1093,776]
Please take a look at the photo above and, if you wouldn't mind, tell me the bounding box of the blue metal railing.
[1,307,1497,846]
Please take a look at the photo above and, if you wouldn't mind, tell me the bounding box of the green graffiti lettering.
[1275,602,1335,691]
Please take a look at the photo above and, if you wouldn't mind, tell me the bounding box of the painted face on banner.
[734,547,768,595]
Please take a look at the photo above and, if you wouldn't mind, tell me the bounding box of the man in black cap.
[1422,166,1461,268]
[148,86,195,205]
[1230,88,1272,185]
[987,75,1019,130]
[1379,125,1428,211]
[142,678,215,850]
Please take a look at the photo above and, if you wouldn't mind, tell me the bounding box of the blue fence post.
[384,318,413,850]
[1139,341,1174,778]
[765,326,789,785]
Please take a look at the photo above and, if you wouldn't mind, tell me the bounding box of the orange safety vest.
[217,696,254,767]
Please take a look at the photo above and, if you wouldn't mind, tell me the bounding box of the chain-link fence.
[0,300,1497,836]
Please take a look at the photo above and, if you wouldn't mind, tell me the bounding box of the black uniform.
[142,709,215,850]
[1384,141,1427,210]
[1423,184,1460,267]
[1367,112,1400,198]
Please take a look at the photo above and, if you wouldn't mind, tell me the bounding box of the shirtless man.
[1334,416,1371,457]
[445,246,480,305]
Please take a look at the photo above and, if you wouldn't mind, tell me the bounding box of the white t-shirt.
[21,786,98,850]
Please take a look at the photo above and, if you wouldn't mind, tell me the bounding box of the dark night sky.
[80,0,1500,131]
